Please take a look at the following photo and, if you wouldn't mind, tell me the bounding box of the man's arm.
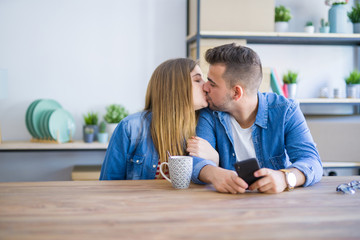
[248,167,306,193]
[199,165,248,194]
[283,101,323,186]
[248,101,321,193]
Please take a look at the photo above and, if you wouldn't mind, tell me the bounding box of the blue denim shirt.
[194,92,323,187]
[100,111,214,180]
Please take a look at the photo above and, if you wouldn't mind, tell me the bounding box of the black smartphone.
[234,158,262,186]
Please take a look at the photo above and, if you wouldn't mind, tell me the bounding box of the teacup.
[159,156,193,189]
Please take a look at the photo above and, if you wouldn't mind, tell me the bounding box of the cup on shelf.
[319,87,329,98]
[333,88,341,98]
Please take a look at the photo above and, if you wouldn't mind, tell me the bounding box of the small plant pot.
[353,23,360,33]
[319,26,330,33]
[84,133,95,143]
[286,83,297,99]
[346,84,360,98]
[304,26,315,33]
[83,125,98,141]
[106,123,118,138]
[275,22,289,32]
[97,132,109,143]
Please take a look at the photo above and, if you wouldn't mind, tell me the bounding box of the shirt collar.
[211,92,268,129]
[254,92,268,129]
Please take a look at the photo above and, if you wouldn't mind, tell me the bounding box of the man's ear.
[232,85,243,101]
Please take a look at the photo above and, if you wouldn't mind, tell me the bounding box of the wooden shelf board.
[298,98,360,104]
[323,162,360,168]
[0,140,108,151]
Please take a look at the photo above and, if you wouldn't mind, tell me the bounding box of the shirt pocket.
[126,154,144,180]
[268,152,288,170]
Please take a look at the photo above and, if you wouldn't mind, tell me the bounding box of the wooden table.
[1,176,360,239]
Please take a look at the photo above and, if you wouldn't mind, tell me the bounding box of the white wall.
[0,0,358,142]
[0,0,186,141]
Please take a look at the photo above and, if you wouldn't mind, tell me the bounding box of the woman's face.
[191,65,208,110]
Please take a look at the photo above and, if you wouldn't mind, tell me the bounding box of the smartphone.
[234,158,262,186]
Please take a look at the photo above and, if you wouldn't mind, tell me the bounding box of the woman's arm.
[187,136,219,166]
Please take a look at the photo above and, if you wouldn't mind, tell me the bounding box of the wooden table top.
[1,176,360,240]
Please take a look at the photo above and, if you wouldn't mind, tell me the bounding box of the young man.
[190,43,322,194]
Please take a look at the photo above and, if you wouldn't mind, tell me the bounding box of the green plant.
[275,5,292,22]
[305,21,313,26]
[348,3,360,23]
[283,71,298,84]
[83,112,98,125]
[320,18,329,27]
[84,127,94,134]
[345,70,360,84]
[104,104,129,123]
[99,121,107,133]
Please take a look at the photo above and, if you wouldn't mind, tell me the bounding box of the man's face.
[203,64,233,112]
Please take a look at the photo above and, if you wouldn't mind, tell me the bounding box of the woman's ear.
[232,85,243,101]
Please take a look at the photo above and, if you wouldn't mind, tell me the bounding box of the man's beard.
[206,93,232,112]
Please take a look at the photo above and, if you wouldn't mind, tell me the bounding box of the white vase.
[286,83,297,99]
[106,123,118,138]
[275,22,289,32]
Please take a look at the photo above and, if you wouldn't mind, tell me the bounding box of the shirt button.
[136,160,139,163]
[232,153,235,157]
[153,165,156,168]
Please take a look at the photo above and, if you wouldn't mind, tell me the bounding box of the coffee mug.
[159,156,193,189]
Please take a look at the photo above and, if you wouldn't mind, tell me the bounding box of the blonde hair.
[145,58,197,166]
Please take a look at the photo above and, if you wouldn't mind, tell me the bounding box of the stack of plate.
[25,99,76,143]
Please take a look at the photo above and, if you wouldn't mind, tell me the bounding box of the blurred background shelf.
[298,98,360,115]
[187,31,360,46]
[0,141,108,151]
[298,98,360,104]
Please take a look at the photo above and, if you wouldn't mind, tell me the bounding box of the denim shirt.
[194,92,323,187]
[100,111,214,181]
[100,112,159,180]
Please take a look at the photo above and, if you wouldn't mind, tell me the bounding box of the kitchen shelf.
[298,98,360,104]
[0,140,108,151]
[298,98,360,115]
[187,31,360,46]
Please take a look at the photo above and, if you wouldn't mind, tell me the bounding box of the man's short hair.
[205,43,262,94]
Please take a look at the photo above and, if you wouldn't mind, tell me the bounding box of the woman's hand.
[187,136,219,166]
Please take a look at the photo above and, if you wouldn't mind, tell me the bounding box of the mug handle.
[159,162,171,183]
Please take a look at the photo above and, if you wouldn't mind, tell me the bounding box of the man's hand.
[248,168,287,193]
[199,165,248,194]
[187,136,219,166]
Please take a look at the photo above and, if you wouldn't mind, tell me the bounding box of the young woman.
[100,58,218,180]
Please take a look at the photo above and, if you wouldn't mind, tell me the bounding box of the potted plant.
[83,112,99,141]
[283,71,298,99]
[345,70,360,98]
[97,121,108,143]
[319,18,330,33]
[83,126,95,143]
[304,21,315,33]
[275,5,292,32]
[104,104,129,137]
[347,2,360,33]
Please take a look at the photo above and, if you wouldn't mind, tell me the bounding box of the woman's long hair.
[145,58,197,165]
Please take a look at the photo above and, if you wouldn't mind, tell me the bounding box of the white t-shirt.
[230,116,256,162]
